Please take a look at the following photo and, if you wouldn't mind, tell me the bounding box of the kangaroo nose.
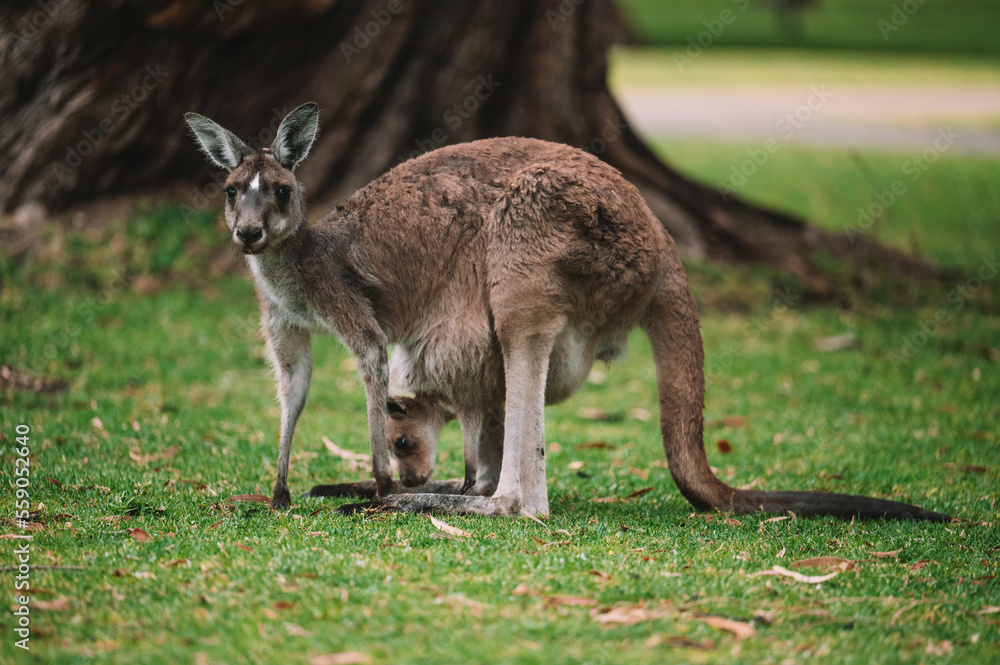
[235,227,263,245]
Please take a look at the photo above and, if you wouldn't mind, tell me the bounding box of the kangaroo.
[185,103,948,521]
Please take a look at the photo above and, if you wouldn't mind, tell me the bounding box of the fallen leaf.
[590,604,671,625]
[753,565,840,584]
[592,497,620,503]
[426,515,470,537]
[577,407,611,421]
[626,408,651,421]
[739,477,762,490]
[706,416,746,429]
[1,534,33,540]
[791,557,855,572]
[309,653,371,665]
[629,467,648,480]
[44,477,64,488]
[869,549,903,558]
[646,635,714,650]
[225,494,271,505]
[813,333,858,352]
[763,516,791,523]
[91,417,105,431]
[568,461,585,470]
[625,487,654,500]
[690,613,756,641]
[33,596,71,611]
[546,595,597,607]
[512,583,535,596]
[235,543,253,553]
[942,463,988,474]
[588,569,610,580]
[322,436,369,461]
[128,528,151,542]
[977,606,1000,615]
[716,439,733,453]
[286,623,311,638]
[576,441,615,450]
[273,601,295,611]
[129,445,181,465]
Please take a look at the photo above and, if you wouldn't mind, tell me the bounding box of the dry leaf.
[426,515,470,538]
[512,583,535,596]
[625,487,654,500]
[791,557,855,572]
[942,463,988,474]
[590,604,671,625]
[128,528,151,542]
[568,461,585,470]
[44,477,64,488]
[235,543,253,553]
[753,565,840,584]
[1,534,33,540]
[322,436,369,461]
[691,614,756,641]
[91,417,105,431]
[129,445,181,465]
[309,653,371,665]
[577,441,616,450]
[869,549,903,558]
[646,635,714,650]
[977,606,1000,615]
[626,408,651,421]
[592,496,620,503]
[716,439,733,454]
[546,595,597,607]
[33,596,71,611]
[225,494,271,505]
[813,333,858,352]
[588,569,610,580]
[286,623,311,638]
[707,416,746,429]
[577,407,611,421]
[764,516,790,524]
[629,467,648,480]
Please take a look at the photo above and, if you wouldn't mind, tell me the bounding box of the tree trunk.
[0,0,944,294]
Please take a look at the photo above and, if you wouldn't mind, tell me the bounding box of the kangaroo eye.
[275,186,291,202]
[225,187,237,201]
[394,436,409,453]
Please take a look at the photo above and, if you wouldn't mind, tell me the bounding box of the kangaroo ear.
[272,103,319,171]
[184,112,251,170]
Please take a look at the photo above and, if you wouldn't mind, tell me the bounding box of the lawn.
[616,0,1000,56]
[3,54,1000,665]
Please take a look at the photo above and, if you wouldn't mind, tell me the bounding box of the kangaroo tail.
[643,247,949,523]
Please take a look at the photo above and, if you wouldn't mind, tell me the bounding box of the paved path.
[616,85,1000,154]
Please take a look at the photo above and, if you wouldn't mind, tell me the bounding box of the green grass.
[650,138,1000,272]
[609,47,1000,88]
[2,151,999,662]
[616,0,1000,56]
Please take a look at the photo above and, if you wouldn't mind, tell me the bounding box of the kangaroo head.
[385,395,451,487]
[184,103,319,254]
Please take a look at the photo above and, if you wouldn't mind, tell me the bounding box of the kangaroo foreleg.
[267,323,313,510]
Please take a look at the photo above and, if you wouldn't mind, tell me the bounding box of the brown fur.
[186,104,948,521]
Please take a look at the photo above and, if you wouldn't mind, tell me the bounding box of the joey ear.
[271,102,319,171]
[184,112,251,170]
[386,397,408,418]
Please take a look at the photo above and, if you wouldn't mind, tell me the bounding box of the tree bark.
[0,0,945,294]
